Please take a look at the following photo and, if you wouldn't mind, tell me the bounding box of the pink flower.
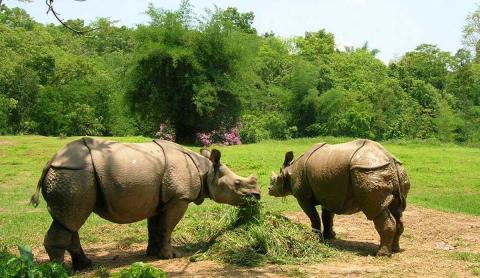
[156,122,176,142]
[196,132,213,146]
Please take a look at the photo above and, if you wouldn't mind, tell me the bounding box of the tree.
[218,7,256,34]
[295,29,335,60]
[463,6,480,61]
[446,57,480,142]
[393,44,452,91]
[126,3,258,142]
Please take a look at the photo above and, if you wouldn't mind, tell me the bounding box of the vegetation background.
[1,1,480,144]
[1,2,480,275]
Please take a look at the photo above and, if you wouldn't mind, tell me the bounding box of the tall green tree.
[126,3,258,142]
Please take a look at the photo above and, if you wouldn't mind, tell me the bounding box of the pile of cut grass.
[181,197,334,267]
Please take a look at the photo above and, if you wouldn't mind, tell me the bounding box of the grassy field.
[0,135,479,252]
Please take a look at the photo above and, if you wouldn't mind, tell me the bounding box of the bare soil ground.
[36,205,480,277]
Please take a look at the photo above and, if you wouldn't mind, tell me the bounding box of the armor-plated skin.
[269,139,410,256]
[31,137,260,270]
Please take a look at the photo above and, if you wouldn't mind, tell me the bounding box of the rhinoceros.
[269,139,410,256]
[30,137,260,270]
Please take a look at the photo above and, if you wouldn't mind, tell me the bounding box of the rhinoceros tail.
[30,158,53,208]
[392,160,409,211]
[30,187,41,208]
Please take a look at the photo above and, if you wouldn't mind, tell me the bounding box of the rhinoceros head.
[202,148,261,205]
[269,151,294,197]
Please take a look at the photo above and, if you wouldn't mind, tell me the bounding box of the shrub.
[0,245,68,278]
[305,123,326,137]
[240,113,296,143]
[155,122,176,142]
[196,132,213,146]
[239,117,270,143]
[112,262,167,278]
[222,126,242,146]
[195,125,242,146]
[64,103,104,136]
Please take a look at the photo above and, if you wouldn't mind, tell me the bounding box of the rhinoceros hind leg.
[44,220,92,270]
[389,195,405,253]
[44,220,70,264]
[373,209,396,257]
[68,231,92,270]
[148,200,189,259]
[321,208,336,240]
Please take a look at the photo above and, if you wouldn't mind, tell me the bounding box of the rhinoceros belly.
[85,138,165,224]
[305,140,365,214]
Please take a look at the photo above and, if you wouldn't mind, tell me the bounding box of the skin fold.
[269,139,410,256]
[31,137,260,270]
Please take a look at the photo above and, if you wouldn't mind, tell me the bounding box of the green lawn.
[0,135,479,250]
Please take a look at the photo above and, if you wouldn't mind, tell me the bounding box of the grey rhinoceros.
[30,137,260,270]
[269,139,410,256]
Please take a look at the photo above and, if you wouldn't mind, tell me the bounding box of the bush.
[112,262,167,278]
[64,103,104,136]
[240,113,295,143]
[155,122,176,142]
[195,125,242,146]
[0,245,68,278]
[305,123,326,137]
[240,119,270,143]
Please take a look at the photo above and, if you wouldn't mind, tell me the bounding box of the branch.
[45,0,94,35]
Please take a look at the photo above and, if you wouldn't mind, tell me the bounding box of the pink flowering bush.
[223,127,241,146]
[155,122,176,142]
[195,125,242,146]
[196,132,213,146]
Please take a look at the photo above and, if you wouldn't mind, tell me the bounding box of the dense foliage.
[1,2,479,143]
[0,246,68,278]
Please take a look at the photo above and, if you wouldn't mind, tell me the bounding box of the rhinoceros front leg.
[373,209,397,256]
[147,200,188,259]
[297,198,323,241]
[321,208,336,240]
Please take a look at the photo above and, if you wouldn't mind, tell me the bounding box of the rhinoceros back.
[305,140,365,214]
[305,139,400,219]
[84,138,204,224]
[50,139,90,169]
[83,138,166,223]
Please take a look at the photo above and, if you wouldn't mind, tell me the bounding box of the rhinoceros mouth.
[251,193,261,200]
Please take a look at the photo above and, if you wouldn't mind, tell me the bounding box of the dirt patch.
[0,141,14,146]
[34,205,480,277]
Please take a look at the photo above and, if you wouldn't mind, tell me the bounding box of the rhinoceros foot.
[149,246,182,259]
[376,246,392,257]
[323,230,336,240]
[72,256,92,271]
[391,243,401,253]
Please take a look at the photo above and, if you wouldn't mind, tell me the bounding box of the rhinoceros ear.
[283,151,294,168]
[210,149,221,167]
[200,147,211,158]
